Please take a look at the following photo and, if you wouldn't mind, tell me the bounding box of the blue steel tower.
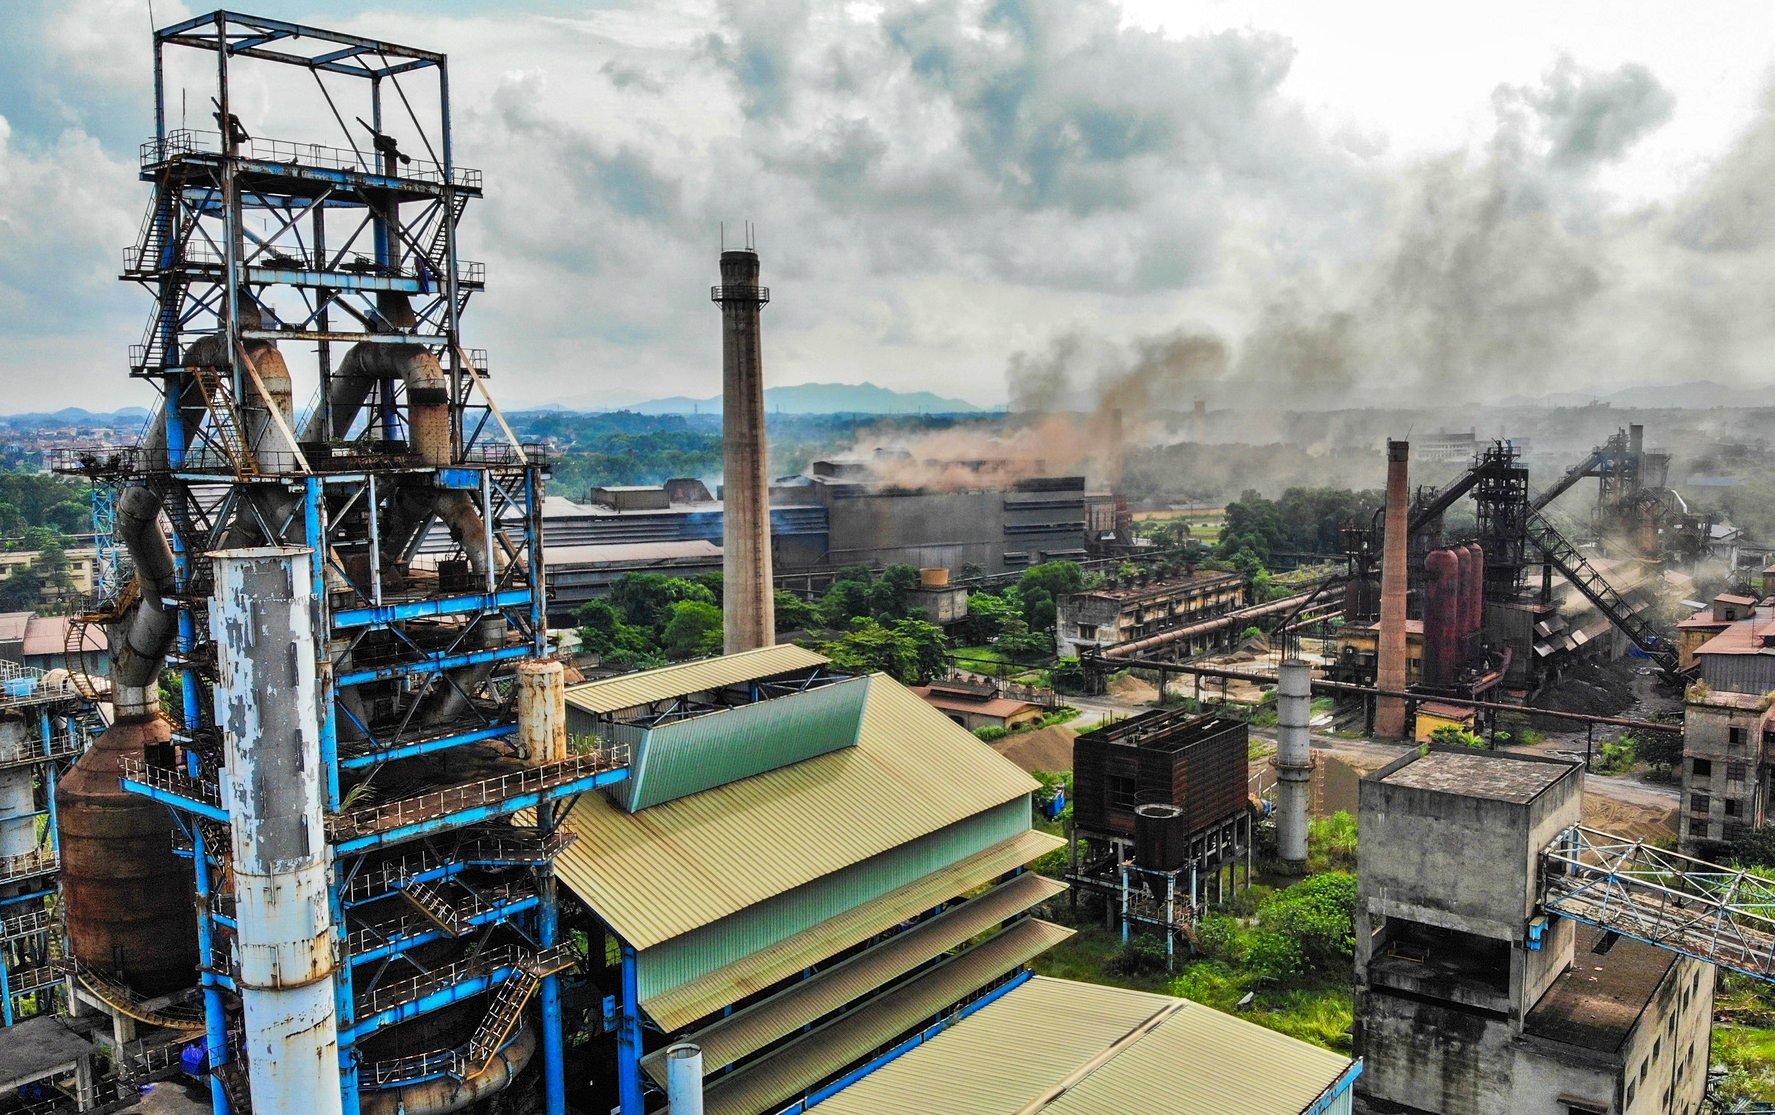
[54,13,627,1115]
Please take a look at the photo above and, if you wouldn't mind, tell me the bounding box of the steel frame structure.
[53,14,617,1115]
[0,664,92,1028]
[1541,824,1775,981]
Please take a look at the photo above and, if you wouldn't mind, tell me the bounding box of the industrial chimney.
[1375,440,1410,737]
[1275,659,1312,868]
[714,242,774,653]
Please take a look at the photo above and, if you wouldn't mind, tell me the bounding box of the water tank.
[1133,803,1187,871]
[57,715,199,996]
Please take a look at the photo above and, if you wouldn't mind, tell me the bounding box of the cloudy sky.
[4,1,1775,414]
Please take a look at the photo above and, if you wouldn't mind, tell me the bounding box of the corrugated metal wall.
[1701,655,1775,696]
[636,795,1031,1001]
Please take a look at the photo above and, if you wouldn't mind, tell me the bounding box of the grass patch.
[1714,1025,1775,1103]
[1249,737,1277,760]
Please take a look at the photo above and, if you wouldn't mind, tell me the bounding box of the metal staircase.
[1523,509,1680,677]
[187,365,260,478]
[399,879,464,936]
[462,944,575,1075]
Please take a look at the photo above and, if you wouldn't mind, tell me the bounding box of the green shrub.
[1257,873,1357,974]
[974,725,1009,742]
[1593,736,1638,774]
[1307,811,1358,874]
[1109,934,1170,976]
[1428,724,1485,749]
[1194,914,1248,965]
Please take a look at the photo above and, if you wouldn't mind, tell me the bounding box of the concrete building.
[1690,608,1775,695]
[0,613,108,677]
[0,547,100,602]
[1675,593,1754,671]
[1055,569,1247,658]
[910,680,1044,732]
[1679,688,1772,856]
[1355,748,1712,1115]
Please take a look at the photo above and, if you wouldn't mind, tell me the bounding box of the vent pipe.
[666,1043,703,1115]
[210,546,342,1115]
[714,247,774,653]
[1375,440,1410,737]
[1275,659,1311,868]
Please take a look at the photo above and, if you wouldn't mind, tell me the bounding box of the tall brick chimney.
[713,246,773,653]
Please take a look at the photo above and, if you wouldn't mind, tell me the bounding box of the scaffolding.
[52,14,618,1115]
[0,661,91,1028]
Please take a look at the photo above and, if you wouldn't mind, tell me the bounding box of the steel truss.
[1541,824,1775,981]
[51,14,610,1115]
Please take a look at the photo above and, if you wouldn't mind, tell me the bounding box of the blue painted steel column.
[304,480,340,810]
[618,943,643,1115]
[193,826,233,1115]
[39,709,57,858]
[538,802,564,1115]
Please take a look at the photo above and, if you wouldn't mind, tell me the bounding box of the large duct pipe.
[716,248,773,653]
[298,294,452,465]
[111,486,180,717]
[210,546,342,1115]
[1375,440,1410,737]
[1422,549,1460,689]
[1275,659,1312,869]
[666,1043,704,1115]
[359,1022,536,1115]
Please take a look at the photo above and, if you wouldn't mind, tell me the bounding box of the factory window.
[1730,762,1748,783]
[1107,775,1138,812]
[1692,758,1713,778]
[1689,818,1707,837]
[1640,1057,1649,1081]
[1625,1081,1636,1106]
[1726,798,1743,817]
[1692,794,1710,815]
[1076,624,1098,641]
[1726,822,1745,841]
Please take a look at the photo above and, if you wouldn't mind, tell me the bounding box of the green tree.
[1635,730,1684,776]
[865,564,923,620]
[964,589,1021,643]
[608,573,715,630]
[573,599,660,668]
[691,571,723,607]
[1733,825,1775,869]
[1250,872,1357,977]
[825,617,947,685]
[661,599,724,659]
[774,590,821,633]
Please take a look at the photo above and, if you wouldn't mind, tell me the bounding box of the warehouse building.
[550,647,1355,1114]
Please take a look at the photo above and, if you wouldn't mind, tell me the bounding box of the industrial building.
[1066,708,1254,955]
[1354,747,1713,1115]
[1055,569,1248,659]
[531,470,1123,619]
[1679,688,1772,855]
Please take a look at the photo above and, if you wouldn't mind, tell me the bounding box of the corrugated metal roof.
[635,799,1031,1003]
[563,644,829,714]
[544,540,722,565]
[813,976,1354,1115]
[615,675,869,811]
[642,829,1063,1031]
[642,874,1066,1084]
[701,918,1074,1115]
[554,677,1040,949]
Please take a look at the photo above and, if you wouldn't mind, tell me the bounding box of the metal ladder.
[188,365,260,478]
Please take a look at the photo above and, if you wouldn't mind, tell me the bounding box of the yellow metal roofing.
[563,644,829,715]
[813,976,1355,1115]
[642,875,1066,1084]
[554,675,1041,949]
[702,918,1075,1115]
[643,829,1063,1032]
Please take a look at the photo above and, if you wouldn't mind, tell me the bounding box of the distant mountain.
[1489,380,1775,410]
[0,407,152,429]
[599,382,992,416]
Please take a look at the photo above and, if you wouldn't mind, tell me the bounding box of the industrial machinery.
[53,14,626,1115]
